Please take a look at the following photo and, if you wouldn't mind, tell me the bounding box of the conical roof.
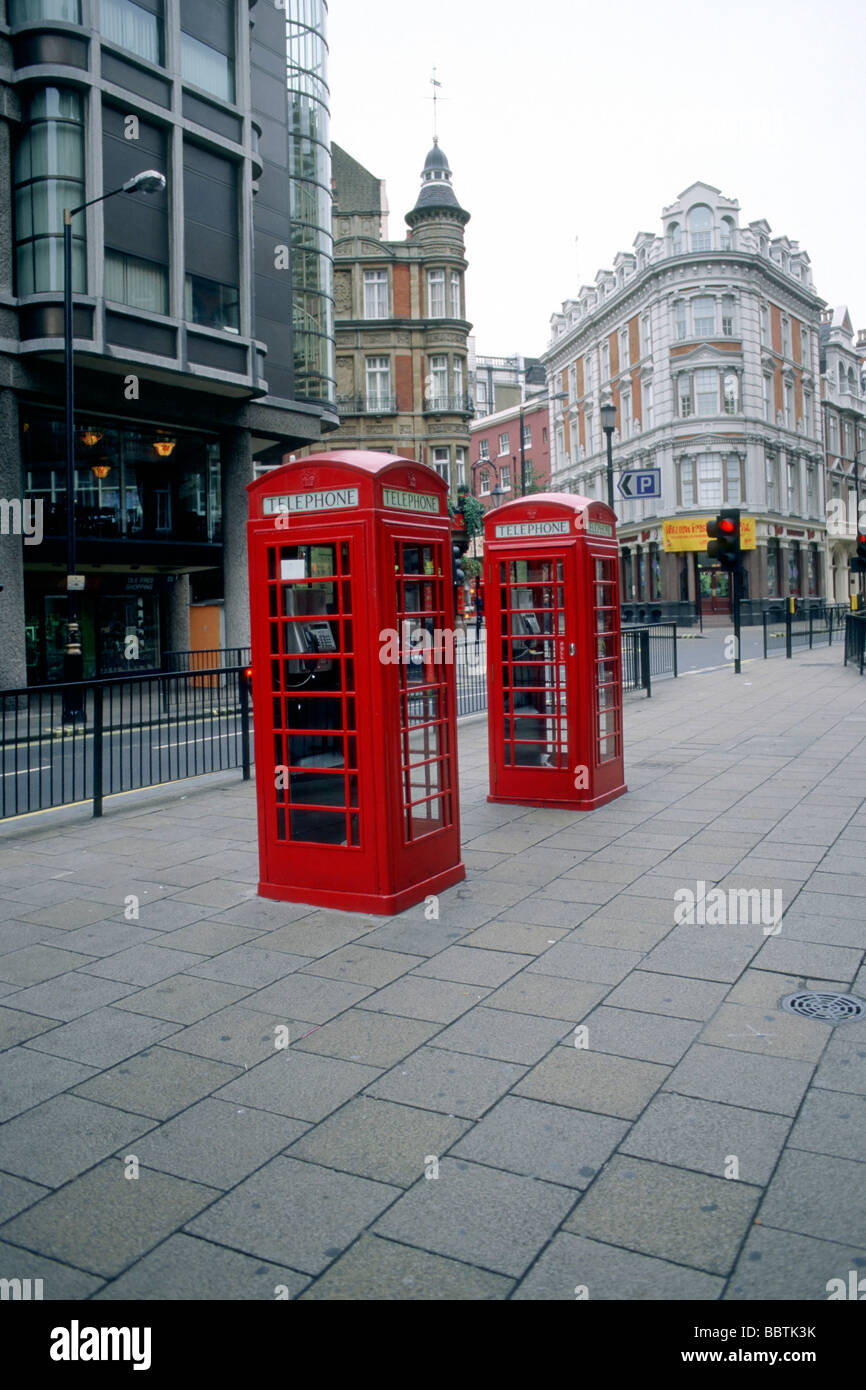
[406,136,469,224]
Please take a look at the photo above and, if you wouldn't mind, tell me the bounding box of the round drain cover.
[780,991,866,1023]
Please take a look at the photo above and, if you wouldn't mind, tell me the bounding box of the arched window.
[674,299,687,341]
[839,363,846,390]
[849,367,857,394]
[688,204,713,251]
[723,372,739,415]
[669,222,682,255]
[720,217,736,251]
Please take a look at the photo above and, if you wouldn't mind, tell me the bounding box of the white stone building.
[819,307,866,601]
[543,182,828,620]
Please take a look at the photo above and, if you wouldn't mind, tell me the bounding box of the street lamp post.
[601,401,618,510]
[62,170,166,721]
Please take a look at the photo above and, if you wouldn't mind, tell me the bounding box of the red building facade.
[468,396,553,514]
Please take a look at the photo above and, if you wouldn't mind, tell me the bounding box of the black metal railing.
[621,622,678,695]
[762,605,849,657]
[163,647,251,673]
[454,633,488,716]
[335,394,398,416]
[1,666,252,820]
[844,613,866,673]
[423,394,475,415]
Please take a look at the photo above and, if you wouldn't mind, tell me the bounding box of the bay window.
[695,369,718,416]
[693,297,715,337]
[428,268,445,317]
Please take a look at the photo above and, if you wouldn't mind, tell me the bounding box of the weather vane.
[428,67,444,139]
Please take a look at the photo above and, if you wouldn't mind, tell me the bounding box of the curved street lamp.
[62,170,167,720]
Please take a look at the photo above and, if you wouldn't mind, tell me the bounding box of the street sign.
[618,468,660,500]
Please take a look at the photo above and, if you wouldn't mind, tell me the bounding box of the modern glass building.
[287,0,334,405]
[0,0,338,687]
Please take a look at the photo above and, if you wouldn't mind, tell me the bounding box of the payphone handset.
[511,588,543,643]
[283,586,337,673]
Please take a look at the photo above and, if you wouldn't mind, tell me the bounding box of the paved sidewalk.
[0,648,865,1300]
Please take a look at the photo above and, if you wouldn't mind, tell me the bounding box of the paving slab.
[602,970,729,1021]
[723,1224,866,1301]
[0,1239,104,1299]
[299,1232,512,1300]
[364,1045,525,1119]
[373,1157,574,1278]
[112,974,251,1024]
[0,1170,51,1224]
[286,1096,470,1187]
[757,1149,866,1245]
[664,1043,815,1115]
[450,1095,627,1189]
[563,1155,761,1275]
[512,1231,724,1301]
[429,1007,570,1065]
[358,976,490,1024]
[785,1087,866,1162]
[215,1049,382,1123]
[129,1098,306,1189]
[72,1046,241,1120]
[0,1047,96,1123]
[186,1155,399,1275]
[0,1158,219,1278]
[620,1091,792,1185]
[301,945,425,988]
[514,1046,668,1119]
[571,1005,701,1065]
[186,946,312,988]
[0,1093,155,1187]
[481,973,607,1022]
[239,973,373,1023]
[25,1005,179,1069]
[292,1009,438,1068]
[92,1233,310,1300]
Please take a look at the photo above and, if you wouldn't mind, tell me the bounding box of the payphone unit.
[484,493,627,809]
[246,452,465,913]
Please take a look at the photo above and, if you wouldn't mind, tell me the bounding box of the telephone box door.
[250,520,379,900]
[489,546,579,803]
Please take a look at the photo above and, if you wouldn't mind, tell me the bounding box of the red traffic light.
[718,518,737,534]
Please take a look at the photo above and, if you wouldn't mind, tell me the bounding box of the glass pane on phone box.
[596,611,614,633]
[285,694,343,732]
[290,806,348,845]
[341,581,352,613]
[402,547,422,575]
[340,542,351,573]
[289,770,346,807]
[408,760,443,796]
[268,588,278,618]
[309,545,336,577]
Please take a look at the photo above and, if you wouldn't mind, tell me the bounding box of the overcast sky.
[328,0,866,361]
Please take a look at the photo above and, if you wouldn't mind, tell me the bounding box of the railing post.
[672,623,678,678]
[640,627,652,697]
[239,667,251,781]
[808,609,814,649]
[762,612,768,659]
[92,684,104,818]
[785,603,793,659]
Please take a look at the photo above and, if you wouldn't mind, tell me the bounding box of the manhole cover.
[780,991,866,1023]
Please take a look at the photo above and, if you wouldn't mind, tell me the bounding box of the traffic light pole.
[732,560,742,675]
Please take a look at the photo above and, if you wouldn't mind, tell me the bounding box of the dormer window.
[688,205,713,251]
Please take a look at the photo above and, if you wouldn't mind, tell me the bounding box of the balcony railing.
[336,394,398,416]
[423,394,475,415]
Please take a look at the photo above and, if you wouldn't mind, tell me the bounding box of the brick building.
[305,137,472,493]
[468,394,553,517]
[820,307,866,601]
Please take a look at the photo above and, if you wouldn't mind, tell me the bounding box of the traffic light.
[857,529,866,566]
[706,509,741,572]
[452,542,466,595]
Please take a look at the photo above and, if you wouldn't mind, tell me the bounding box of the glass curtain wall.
[286,0,335,404]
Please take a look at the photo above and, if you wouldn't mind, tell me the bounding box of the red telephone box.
[246,451,465,914]
[484,493,627,810]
